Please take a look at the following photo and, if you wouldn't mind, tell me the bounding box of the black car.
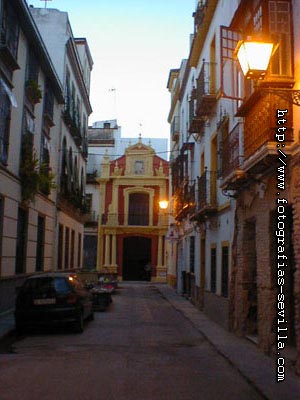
[15,273,94,334]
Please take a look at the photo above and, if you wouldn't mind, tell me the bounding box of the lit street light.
[235,39,275,80]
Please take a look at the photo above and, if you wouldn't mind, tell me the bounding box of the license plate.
[33,298,56,305]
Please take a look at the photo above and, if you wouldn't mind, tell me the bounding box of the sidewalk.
[155,284,300,400]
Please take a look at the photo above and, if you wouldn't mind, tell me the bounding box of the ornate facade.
[97,138,169,282]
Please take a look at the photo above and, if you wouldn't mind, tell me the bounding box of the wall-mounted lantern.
[235,39,275,80]
[159,200,169,210]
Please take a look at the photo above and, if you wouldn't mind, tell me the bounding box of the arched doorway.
[123,236,151,281]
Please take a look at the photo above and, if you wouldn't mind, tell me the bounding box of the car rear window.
[22,277,72,294]
[54,278,72,293]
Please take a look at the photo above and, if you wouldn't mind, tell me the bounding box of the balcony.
[84,210,98,226]
[88,129,115,146]
[220,122,245,190]
[173,180,195,220]
[239,91,294,174]
[193,1,207,32]
[43,87,55,127]
[192,170,217,220]
[190,0,218,67]
[196,61,218,118]
[81,137,88,158]
[171,116,180,142]
[63,108,83,147]
[59,174,87,214]
[86,170,98,183]
[0,6,19,71]
[100,213,164,228]
[189,89,205,137]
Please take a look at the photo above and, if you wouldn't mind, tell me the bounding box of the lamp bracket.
[259,88,300,107]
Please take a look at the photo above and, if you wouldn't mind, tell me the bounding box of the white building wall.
[29,8,68,85]
[0,6,63,278]
[30,7,92,271]
[168,0,243,321]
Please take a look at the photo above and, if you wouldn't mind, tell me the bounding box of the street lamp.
[159,200,169,210]
[235,39,275,80]
[235,38,300,106]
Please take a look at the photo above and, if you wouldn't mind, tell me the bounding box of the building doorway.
[243,218,257,335]
[123,236,151,281]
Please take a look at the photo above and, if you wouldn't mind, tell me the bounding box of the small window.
[70,230,75,269]
[64,227,70,269]
[36,215,45,272]
[210,247,216,293]
[221,246,229,297]
[15,208,28,274]
[0,81,11,165]
[58,224,63,270]
[26,49,39,82]
[128,193,149,226]
[44,79,54,121]
[190,236,195,273]
[268,1,292,77]
[3,2,19,61]
[78,233,82,268]
[85,193,92,213]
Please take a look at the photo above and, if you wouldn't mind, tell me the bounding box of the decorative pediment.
[124,136,155,176]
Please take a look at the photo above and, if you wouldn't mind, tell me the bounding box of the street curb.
[155,284,300,400]
[159,290,268,400]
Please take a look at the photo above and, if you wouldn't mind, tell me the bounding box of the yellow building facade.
[97,139,169,282]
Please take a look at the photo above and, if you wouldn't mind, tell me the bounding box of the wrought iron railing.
[171,116,180,139]
[173,180,196,219]
[221,122,243,178]
[244,93,293,160]
[197,61,217,97]
[197,170,217,211]
[193,1,208,33]
[44,86,54,122]
[0,4,19,60]
[100,213,167,227]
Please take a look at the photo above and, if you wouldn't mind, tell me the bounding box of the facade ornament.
[255,181,267,199]
[112,160,122,176]
[156,161,164,176]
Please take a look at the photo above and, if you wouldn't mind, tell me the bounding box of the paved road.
[0,283,263,400]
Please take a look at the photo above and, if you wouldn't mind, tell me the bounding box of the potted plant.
[39,163,56,196]
[25,79,42,104]
[19,144,40,203]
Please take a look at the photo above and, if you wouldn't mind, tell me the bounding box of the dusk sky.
[26,0,195,139]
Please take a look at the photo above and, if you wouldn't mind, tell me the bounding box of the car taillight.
[67,293,78,304]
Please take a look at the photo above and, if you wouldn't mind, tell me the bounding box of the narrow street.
[0,283,264,400]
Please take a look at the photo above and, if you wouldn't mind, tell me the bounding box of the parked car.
[15,273,94,334]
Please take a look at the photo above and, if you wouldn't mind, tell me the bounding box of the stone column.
[104,234,111,266]
[111,234,117,266]
[155,234,167,283]
[157,235,163,267]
